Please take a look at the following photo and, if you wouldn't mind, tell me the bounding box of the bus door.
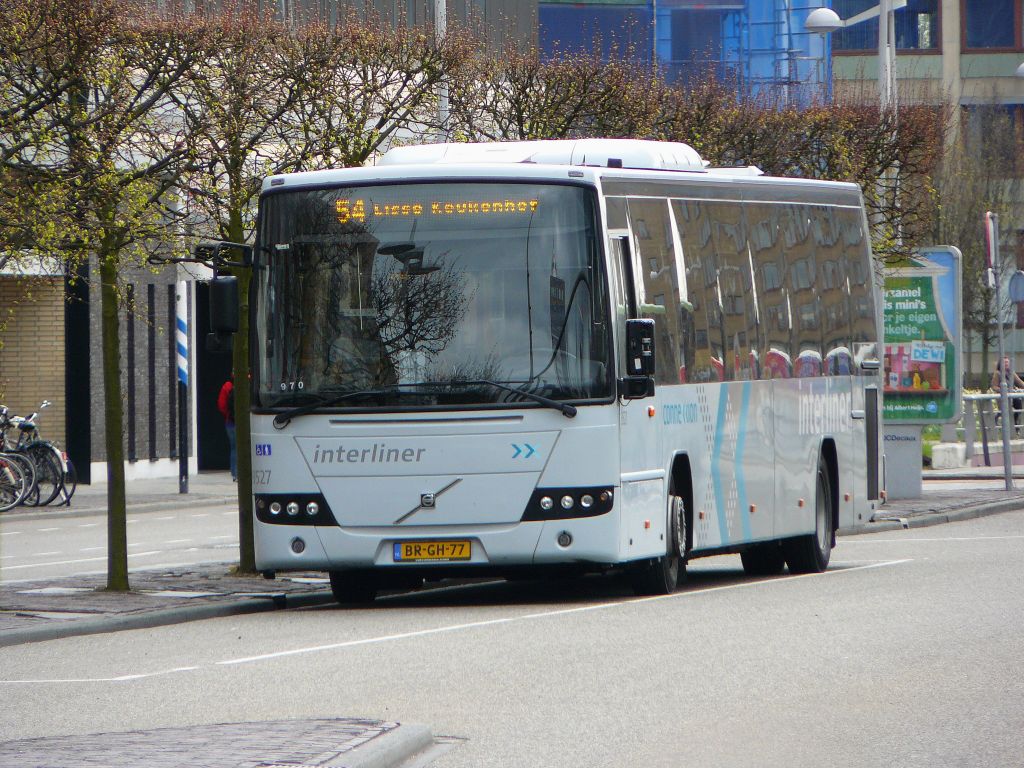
[608,228,665,561]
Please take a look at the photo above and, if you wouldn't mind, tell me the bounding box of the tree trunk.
[226,192,255,573]
[100,250,129,591]
[232,265,255,573]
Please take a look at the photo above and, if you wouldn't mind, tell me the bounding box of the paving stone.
[0,719,401,768]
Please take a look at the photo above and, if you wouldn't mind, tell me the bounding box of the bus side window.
[783,204,822,378]
[606,197,637,320]
[627,198,681,385]
[747,202,791,380]
[676,199,724,382]
[812,205,852,376]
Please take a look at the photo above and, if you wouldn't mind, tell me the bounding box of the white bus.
[230,139,883,604]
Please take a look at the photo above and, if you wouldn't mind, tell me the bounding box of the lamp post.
[805,1,906,111]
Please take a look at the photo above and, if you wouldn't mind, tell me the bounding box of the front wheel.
[783,457,834,574]
[630,495,686,596]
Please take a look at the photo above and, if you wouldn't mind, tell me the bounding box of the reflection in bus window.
[628,198,683,385]
[676,200,725,382]
[783,204,821,377]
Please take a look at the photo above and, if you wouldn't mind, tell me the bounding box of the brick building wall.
[0,276,67,447]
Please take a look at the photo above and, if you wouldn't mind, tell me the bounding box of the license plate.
[393,540,471,562]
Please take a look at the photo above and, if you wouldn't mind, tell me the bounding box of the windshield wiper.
[272,386,408,428]
[456,379,577,418]
[272,379,577,429]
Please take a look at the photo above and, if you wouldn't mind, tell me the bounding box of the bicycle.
[0,451,29,512]
[0,401,69,507]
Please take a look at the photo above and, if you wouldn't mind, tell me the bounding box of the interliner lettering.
[312,443,426,464]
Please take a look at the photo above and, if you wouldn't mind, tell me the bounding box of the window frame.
[961,0,1024,52]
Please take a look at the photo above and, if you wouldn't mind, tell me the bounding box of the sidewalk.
[0,719,455,768]
[3,468,1024,651]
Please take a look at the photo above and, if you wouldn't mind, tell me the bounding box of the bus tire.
[740,542,786,575]
[630,494,685,595]
[783,456,833,574]
[329,570,378,606]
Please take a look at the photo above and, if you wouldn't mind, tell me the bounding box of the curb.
[852,496,1024,534]
[0,589,335,648]
[340,723,435,768]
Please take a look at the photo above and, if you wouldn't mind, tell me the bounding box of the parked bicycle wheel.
[22,442,62,507]
[0,454,27,512]
[4,451,35,502]
[59,457,77,504]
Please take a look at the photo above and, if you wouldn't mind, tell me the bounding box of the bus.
[216,139,883,605]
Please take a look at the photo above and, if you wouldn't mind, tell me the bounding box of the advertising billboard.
[882,246,962,424]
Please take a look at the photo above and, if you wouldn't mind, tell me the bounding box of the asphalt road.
[2,511,1023,767]
[0,504,239,583]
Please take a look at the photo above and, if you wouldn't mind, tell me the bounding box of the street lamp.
[805,1,907,111]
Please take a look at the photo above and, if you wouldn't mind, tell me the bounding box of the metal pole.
[176,280,190,494]
[988,212,1014,489]
[435,0,448,137]
[878,0,892,111]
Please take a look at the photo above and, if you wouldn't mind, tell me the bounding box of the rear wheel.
[23,444,61,507]
[61,458,77,503]
[329,570,378,606]
[741,542,786,575]
[0,456,26,511]
[784,456,834,574]
[630,494,686,596]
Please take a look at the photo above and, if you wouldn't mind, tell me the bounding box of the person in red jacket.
[217,375,236,481]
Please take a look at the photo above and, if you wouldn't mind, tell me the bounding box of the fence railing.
[962,393,1023,466]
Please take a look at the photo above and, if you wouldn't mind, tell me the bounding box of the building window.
[964,0,1020,49]
[833,0,939,52]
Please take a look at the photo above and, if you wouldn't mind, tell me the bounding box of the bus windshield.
[253,181,611,410]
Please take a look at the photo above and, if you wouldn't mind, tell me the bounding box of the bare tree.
[1,0,201,591]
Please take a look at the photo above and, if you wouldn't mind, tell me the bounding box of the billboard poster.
[882,246,962,424]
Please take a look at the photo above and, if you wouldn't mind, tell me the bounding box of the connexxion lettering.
[312,444,426,464]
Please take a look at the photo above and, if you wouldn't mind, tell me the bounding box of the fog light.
[306,501,319,517]
[290,537,306,554]
[557,531,573,548]
[580,494,594,509]
[599,490,612,503]
[540,496,554,511]
[286,502,300,516]
[560,495,574,510]
[270,502,282,515]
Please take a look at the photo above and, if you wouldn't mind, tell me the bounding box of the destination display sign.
[336,197,540,224]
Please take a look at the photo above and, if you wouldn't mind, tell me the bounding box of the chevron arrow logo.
[511,443,537,459]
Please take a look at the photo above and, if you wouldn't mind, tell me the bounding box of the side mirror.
[194,240,252,268]
[620,318,656,400]
[209,275,239,334]
[625,318,656,376]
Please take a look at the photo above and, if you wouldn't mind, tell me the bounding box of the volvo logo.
[394,479,462,524]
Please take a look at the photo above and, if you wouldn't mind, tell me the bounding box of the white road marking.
[1,550,163,571]
[191,514,209,518]
[843,534,1024,543]
[32,551,62,557]
[0,531,21,536]
[0,667,200,684]
[78,523,99,528]
[0,559,912,684]
[155,516,175,521]
[36,528,59,533]
[166,539,192,544]
[81,547,104,552]
[219,559,914,667]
